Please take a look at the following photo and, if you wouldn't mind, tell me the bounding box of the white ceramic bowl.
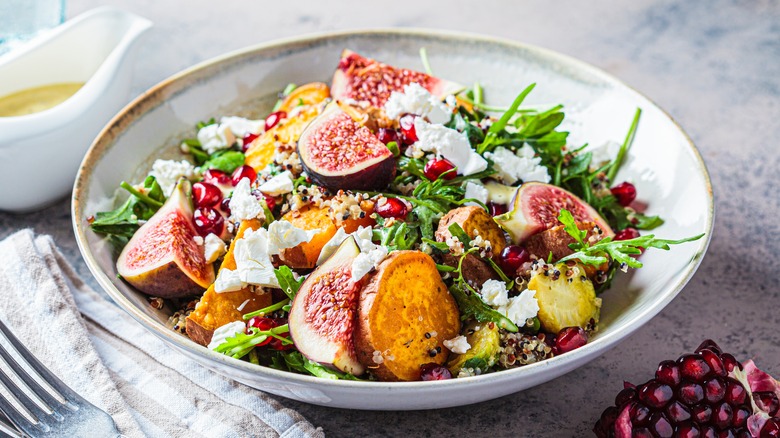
[72,30,713,410]
[0,7,151,212]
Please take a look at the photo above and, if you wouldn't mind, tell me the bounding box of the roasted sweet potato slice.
[279,205,374,269]
[355,251,461,381]
[436,206,507,258]
[186,219,272,346]
[245,82,330,172]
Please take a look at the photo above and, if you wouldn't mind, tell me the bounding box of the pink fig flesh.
[331,49,462,107]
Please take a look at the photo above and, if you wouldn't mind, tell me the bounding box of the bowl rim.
[72,28,714,392]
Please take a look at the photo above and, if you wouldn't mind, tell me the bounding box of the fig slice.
[288,235,365,375]
[117,178,215,298]
[331,49,463,107]
[297,102,395,191]
[495,182,614,244]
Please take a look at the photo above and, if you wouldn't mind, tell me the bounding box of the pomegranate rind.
[739,360,780,436]
[613,404,632,438]
[117,179,214,297]
[297,103,395,191]
[331,49,463,107]
[288,236,365,375]
[495,182,614,244]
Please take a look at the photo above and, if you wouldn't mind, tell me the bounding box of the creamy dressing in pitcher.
[0,82,84,117]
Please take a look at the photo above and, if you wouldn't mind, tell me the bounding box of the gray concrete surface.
[1,0,778,436]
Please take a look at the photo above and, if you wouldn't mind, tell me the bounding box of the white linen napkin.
[0,230,323,438]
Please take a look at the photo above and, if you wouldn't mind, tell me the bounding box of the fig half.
[495,182,614,244]
[331,49,463,107]
[297,103,395,191]
[288,236,365,375]
[117,178,215,297]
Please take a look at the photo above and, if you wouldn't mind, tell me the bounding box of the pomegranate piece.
[192,182,222,207]
[219,197,231,215]
[611,181,637,206]
[231,165,257,186]
[552,326,588,355]
[399,114,418,145]
[376,128,399,145]
[497,245,530,277]
[423,158,456,181]
[488,202,508,217]
[193,207,225,237]
[593,340,780,438]
[374,197,408,219]
[203,168,231,185]
[330,49,462,108]
[420,363,452,381]
[297,103,396,191]
[241,132,259,152]
[615,227,641,241]
[265,111,286,131]
[246,316,275,346]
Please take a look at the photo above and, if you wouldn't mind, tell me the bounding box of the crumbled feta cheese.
[384,83,451,124]
[229,178,265,221]
[219,116,264,138]
[149,159,197,196]
[266,220,316,255]
[214,268,244,293]
[479,279,510,306]
[258,171,294,196]
[233,228,278,288]
[351,227,388,280]
[484,146,550,184]
[207,321,246,350]
[443,335,471,354]
[585,140,622,168]
[497,289,540,326]
[197,123,236,155]
[414,119,487,176]
[203,233,227,264]
[193,235,204,245]
[464,181,489,207]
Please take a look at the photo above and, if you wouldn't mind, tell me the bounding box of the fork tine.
[0,410,23,438]
[0,365,53,427]
[0,341,61,410]
[0,320,80,402]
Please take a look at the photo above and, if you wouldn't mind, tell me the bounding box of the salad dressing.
[0,82,84,117]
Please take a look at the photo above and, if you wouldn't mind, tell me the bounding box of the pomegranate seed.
[763,419,780,437]
[704,378,726,404]
[423,158,456,181]
[374,197,408,219]
[677,381,705,406]
[193,207,224,237]
[650,412,674,438]
[679,354,713,382]
[498,245,530,277]
[693,404,713,423]
[702,426,717,438]
[633,428,653,438]
[666,400,692,424]
[203,169,230,185]
[192,182,222,207]
[701,349,727,377]
[676,422,701,438]
[614,227,641,241]
[732,406,750,428]
[656,360,682,387]
[377,128,399,145]
[241,132,259,152]
[220,197,231,215]
[231,165,257,186]
[713,402,733,429]
[720,353,742,373]
[639,382,674,409]
[611,181,637,206]
[262,195,276,211]
[724,379,747,405]
[631,403,652,426]
[615,387,636,406]
[419,363,452,381]
[246,317,275,346]
[755,392,780,416]
[265,111,286,131]
[696,340,723,356]
[399,114,418,144]
[596,406,619,437]
[552,327,588,355]
[487,202,508,216]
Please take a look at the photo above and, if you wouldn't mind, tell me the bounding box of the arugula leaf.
[557,209,704,269]
[606,108,642,183]
[271,83,297,112]
[277,351,361,380]
[214,325,291,359]
[448,284,518,332]
[89,176,166,251]
[201,150,245,173]
[448,223,472,248]
[274,266,304,301]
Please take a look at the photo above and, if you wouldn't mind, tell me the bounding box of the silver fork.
[0,319,119,437]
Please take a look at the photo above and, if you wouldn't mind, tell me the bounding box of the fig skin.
[116,179,214,298]
[297,103,396,192]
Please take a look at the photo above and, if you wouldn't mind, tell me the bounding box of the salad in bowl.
[88,49,703,383]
